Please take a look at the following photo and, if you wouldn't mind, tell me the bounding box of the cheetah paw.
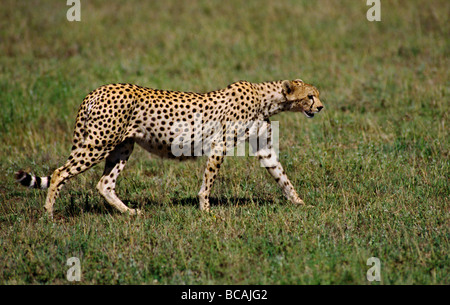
[127,208,142,216]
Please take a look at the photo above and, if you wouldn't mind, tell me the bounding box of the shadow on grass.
[60,195,275,217]
[170,196,275,208]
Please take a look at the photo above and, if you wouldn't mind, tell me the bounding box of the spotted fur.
[16,79,324,216]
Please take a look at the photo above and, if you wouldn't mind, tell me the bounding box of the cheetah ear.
[281,80,294,95]
[294,79,304,83]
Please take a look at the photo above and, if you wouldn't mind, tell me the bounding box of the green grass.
[0,0,448,284]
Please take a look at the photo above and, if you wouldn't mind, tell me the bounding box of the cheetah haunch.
[16,79,324,216]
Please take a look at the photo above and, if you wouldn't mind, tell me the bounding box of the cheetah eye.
[308,95,314,100]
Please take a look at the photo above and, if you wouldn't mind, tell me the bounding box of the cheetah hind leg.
[44,146,107,217]
[96,139,141,215]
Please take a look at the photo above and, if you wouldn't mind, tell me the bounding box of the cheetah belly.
[133,134,200,160]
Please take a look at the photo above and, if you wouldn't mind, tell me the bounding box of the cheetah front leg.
[250,121,306,206]
[259,152,305,205]
[198,144,225,212]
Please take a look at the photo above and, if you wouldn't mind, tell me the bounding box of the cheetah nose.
[317,106,323,112]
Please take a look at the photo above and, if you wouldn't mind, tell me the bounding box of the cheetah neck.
[254,81,291,118]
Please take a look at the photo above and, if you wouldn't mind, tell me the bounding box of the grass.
[0,0,448,284]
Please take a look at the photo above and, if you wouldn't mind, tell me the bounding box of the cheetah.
[15,79,324,216]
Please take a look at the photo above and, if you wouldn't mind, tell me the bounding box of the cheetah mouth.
[303,110,314,118]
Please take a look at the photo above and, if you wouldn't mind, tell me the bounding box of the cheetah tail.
[15,170,51,190]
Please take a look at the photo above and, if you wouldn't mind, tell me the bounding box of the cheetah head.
[281,79,324,118]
